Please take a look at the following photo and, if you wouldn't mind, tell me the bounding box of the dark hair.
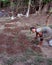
[30,27,35,31]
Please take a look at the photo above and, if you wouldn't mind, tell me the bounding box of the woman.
[30,26,52,46]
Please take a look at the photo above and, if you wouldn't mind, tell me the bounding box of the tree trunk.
[10,0,15,20]
[34,0,43,15]
[46,2,52,26]
[38,0,42,14]
[46,12,51,26]
[25,0,31,17]
[0,1,1,8]
[35,0,42,14]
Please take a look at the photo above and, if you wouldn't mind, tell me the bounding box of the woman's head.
[30,27,36,33]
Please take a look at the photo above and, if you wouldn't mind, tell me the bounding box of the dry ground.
[0,14,52,65]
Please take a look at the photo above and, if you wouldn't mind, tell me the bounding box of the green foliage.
[0,0,9,3]
[0,0,10,7]
[43,0,52,3]
[23,0,29,5]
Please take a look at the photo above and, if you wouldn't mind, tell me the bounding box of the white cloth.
[36,28,42,32]
[49,40,52,46]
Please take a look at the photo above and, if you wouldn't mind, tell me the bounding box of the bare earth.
[0,14,52,65]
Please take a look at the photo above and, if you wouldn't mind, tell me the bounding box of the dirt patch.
[0,14,52,65]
